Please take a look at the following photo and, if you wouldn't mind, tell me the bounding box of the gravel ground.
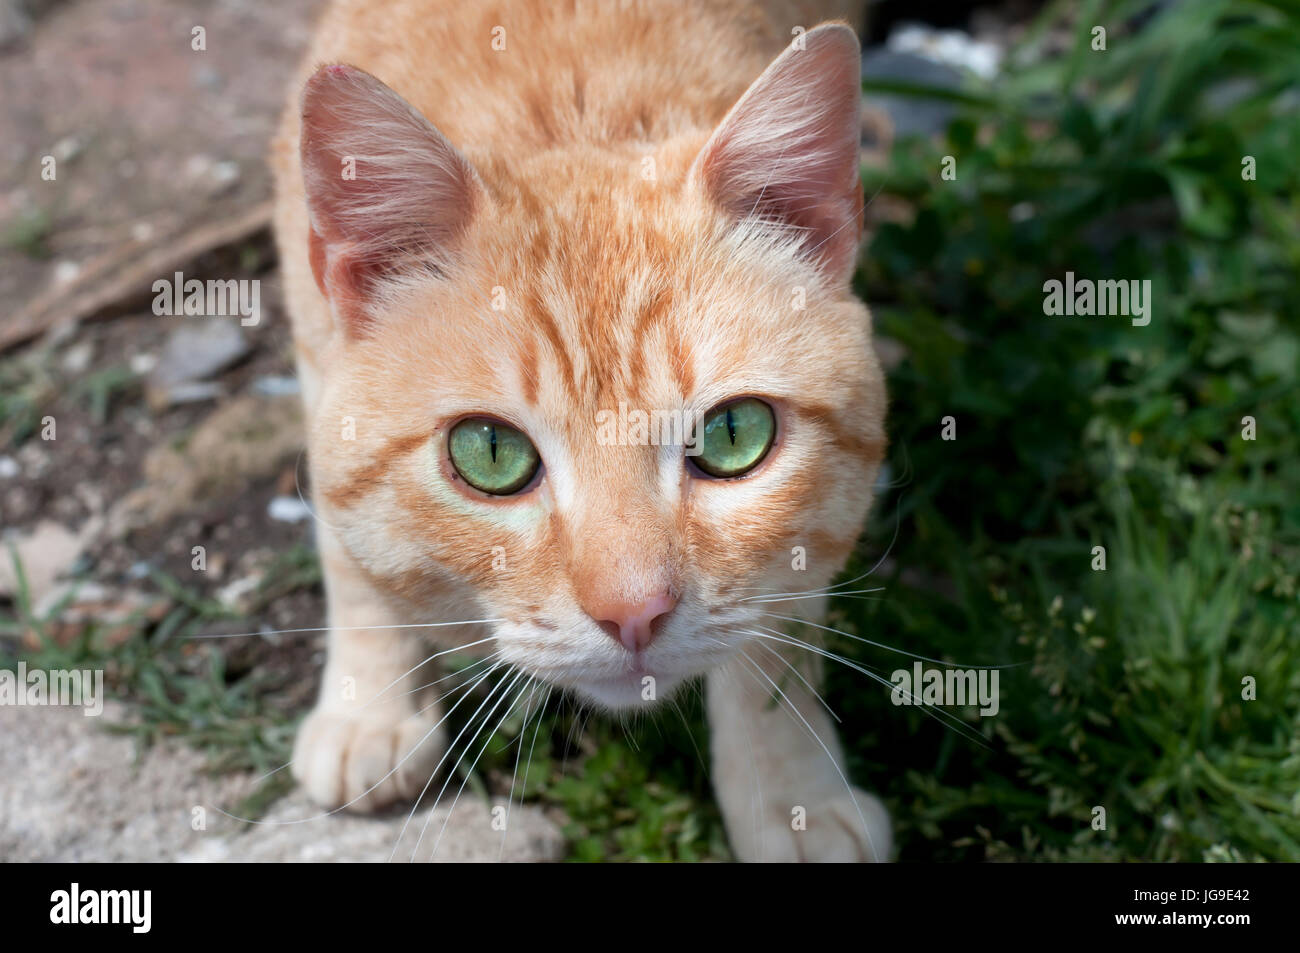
[0,701,563,862]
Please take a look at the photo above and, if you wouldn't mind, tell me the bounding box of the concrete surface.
[0,701,564,862]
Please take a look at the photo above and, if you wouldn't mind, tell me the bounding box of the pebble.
[62,341,95,374]
[267,496,312,524]
[252,375,300,397]
[162,380,224,405]
[151,320,250,388]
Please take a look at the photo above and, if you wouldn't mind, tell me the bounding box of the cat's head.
[297,25,885,709]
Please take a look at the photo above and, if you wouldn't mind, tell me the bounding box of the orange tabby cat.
[272,0,890,861]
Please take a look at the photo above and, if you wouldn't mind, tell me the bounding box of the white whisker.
[412,668,528,861]
[292,448,345,532]
[747,638,841,724]
[498,683,551,862]
[430,673,535,861]
[187,621,503,641]
[739,494,904,605]
[246,653,500,786]
[388,661,510,857]
[734,648,878,862]
[747,627,991,748]
[741,586,885,605]
[761,612,1020,670]
[363,635,500,706]
[372,651,501,709]
[214,658,503,826]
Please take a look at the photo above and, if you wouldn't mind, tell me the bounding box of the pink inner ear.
[695,25,864,284]
[300,64,480,334]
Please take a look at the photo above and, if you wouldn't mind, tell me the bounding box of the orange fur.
[273,0,890,860]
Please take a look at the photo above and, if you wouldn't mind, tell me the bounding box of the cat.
[271,0,890,862]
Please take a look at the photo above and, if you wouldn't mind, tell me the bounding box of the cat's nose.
[587,592,678,654]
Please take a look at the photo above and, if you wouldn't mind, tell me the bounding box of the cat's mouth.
[496,616,737,710]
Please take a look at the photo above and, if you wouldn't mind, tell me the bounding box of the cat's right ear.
[299,64,482,337]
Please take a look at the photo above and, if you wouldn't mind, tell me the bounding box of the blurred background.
[1,0,1297,861]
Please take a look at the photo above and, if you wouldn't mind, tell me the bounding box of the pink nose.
[587,592,678,653]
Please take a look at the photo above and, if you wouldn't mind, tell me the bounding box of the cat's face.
[299,28,885,709]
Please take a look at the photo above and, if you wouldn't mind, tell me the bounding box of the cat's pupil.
[726,408,736,445]
[490,426,497,463]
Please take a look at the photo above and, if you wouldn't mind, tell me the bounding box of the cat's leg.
[292,531,449,813]
[707,630,892,862]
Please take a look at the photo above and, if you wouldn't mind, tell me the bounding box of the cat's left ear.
[299,64,484,337]
[691,24,864,285]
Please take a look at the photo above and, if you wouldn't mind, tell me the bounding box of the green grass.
[2,206,54,259]
[830,0,1300,861]
[0,350,57,446]
[71,364,140,426]
[0,552,301,786]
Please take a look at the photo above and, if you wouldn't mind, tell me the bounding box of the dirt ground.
[0,0,568,863]
[1,0,328,619]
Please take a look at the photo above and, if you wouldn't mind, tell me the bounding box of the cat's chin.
[564,671,686,712]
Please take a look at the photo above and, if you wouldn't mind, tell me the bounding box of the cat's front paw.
[292,705,447,813]
[727,786,892,863]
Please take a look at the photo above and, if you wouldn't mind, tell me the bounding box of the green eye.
[693,398,776,478]
[447,418,540,495]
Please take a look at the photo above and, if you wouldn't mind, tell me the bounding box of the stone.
[149,319,251,393]
[267,495,311,523]
[0,518,97,606]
